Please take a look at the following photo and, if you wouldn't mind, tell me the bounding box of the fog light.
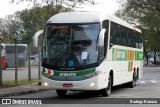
[89,82,95,87]
[43,82,49,87]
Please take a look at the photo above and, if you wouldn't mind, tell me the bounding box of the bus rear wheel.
[56,90,67,97]
[129,72,136,88]
[101,75,112,97]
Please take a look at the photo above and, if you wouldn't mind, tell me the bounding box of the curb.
[144,65,160,67]
[0,88,47,97]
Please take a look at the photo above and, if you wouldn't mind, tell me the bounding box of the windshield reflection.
[43,23,99,70]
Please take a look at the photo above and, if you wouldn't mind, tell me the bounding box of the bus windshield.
[43,23,100,70]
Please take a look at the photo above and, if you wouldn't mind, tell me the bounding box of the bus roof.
[47,11,141,33]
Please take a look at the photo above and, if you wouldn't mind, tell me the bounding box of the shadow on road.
[40,85,131,104]
[52,85,128,99]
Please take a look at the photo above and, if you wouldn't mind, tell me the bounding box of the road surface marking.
[150,80,156,83]
[139,81,146,84]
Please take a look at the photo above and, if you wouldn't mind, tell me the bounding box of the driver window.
[102,20,109,57]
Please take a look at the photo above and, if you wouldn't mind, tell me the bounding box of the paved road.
[2,67,39,81]
[5,67,160,105]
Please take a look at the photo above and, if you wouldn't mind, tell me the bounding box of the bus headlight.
[43,82,49,87]
[89,82,95,87]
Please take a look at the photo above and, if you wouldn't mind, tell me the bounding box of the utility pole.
[38,47,41,85]
[0,32,3,86]
[14,37,18,85]
[28,44,31,82]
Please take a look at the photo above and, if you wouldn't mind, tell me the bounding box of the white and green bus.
[33,12,143,97]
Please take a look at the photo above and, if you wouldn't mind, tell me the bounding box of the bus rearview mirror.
[33,30,44,47]
[109,43,114,49]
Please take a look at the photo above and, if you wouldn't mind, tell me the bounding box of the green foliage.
[115,0,160,52]
[1,0,94,54]
[11,0,95,8]
[0,78,39,88]
[0,13,23,43]
[0,5,73,54]
[15,5,72,44]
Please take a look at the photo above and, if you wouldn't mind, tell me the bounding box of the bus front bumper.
[41,75,105,91]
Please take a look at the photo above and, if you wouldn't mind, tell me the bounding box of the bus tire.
[56,90,67,97]
[129,72,136,88]
[101,75,112,97]
[4,62,8,69]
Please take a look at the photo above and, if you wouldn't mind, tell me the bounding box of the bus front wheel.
[100,75,112,97]
[56,90,67,97]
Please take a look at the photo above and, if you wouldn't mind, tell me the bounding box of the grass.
[0,78,40,88]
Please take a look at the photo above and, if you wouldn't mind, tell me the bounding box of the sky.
[0,0,119,18]
[0,0,33,18]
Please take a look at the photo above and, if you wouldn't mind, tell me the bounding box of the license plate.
[63,84,73,87]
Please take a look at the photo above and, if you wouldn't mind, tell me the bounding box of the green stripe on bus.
[112,48,115,60]
[112,48,127,61]
[135,51,143,60]
[54,68,96,76]
[130,50,133,60]
[112,48,143,61]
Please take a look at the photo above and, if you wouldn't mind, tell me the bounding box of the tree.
[0,18,12,43]
[19,5,72,45]
[0,4,73,54]
[119,0,160,13]
[0,13,24,43]
[116,0,160,64]
[0,18,7,42]
[11,0,95,8]
[10,0,95,45]
[7,13,24,43]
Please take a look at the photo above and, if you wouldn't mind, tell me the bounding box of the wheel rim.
[107,76,111,93]
[133,73,136,87]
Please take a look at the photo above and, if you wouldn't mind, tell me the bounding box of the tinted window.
[43,23,100,69]
[6,46,26,54]
[102,20,109,56]
[110,22,142,48]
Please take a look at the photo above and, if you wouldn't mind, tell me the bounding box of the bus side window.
[110,22,116,45]
[135,32,139,48]
[128,30,134,47]
[111,22,122,46]
[138,33,143,49]
[125,28,131,47]
[131,31,136,48]
[131,30,137,48]
[117,25,124,46]
[104,31,108,56]
[102,20,109,56]
[124,27,128,46]
[122,27,127,46]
